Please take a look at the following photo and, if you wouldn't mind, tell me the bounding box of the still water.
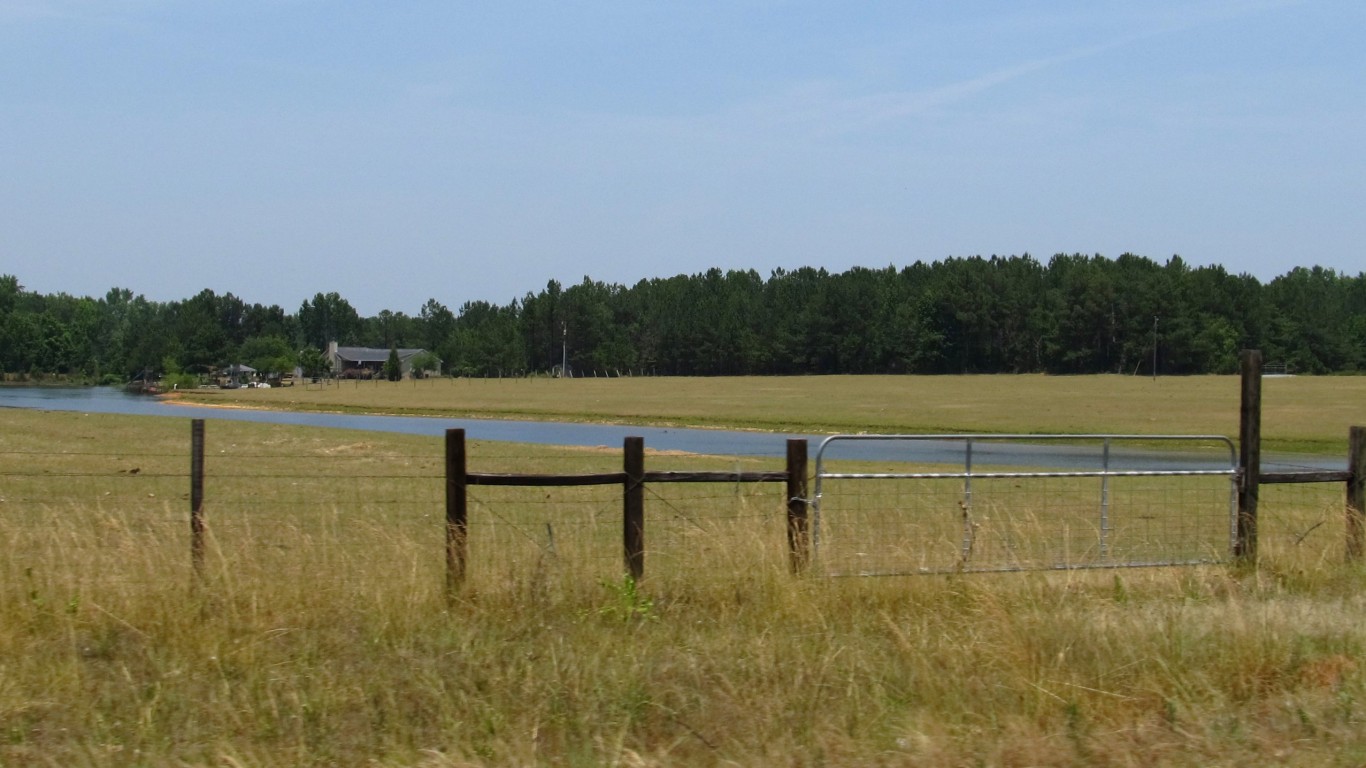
[0,386,1338,472]
[0,385,794,457]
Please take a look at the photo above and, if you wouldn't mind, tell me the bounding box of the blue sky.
[2,1,1362,316]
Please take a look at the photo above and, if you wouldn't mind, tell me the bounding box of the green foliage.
[3,256,1365,381]
[159,355,199,390]
[298,291,361,349]
[384,346,402,381]
[297,347,330,378]
[408,350,441,377]
[598,575,657,622]
[447,300,524,376]
[238,335,296,377]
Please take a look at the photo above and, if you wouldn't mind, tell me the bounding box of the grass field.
[180,373,1366,455]
[3,397,1365,765]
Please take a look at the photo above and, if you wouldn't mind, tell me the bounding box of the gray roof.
[333,346,428,364]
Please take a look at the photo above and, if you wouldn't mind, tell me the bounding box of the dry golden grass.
[184,373,1366,454]
[3,409,1366,766]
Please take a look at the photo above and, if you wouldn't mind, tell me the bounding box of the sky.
[2,1,1363,317]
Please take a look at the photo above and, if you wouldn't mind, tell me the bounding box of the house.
[219,363,257,388]
[326,341,440,379]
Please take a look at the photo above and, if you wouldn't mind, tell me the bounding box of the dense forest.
[2,254,1363,382]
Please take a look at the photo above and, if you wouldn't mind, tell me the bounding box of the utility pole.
[561,323,568,378]
[1152,316,1158,381]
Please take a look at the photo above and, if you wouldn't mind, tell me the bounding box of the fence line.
[812,434,1240,575]
[177,424,812,595]
[1237,350,1365,563]
[3,355,1360,592]
[442,429,809,589]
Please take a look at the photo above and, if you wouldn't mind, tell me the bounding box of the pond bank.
[0,385,1342,472]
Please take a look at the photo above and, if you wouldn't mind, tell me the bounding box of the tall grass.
[3,410,1365,765]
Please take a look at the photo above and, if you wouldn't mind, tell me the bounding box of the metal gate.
[812,434,1238,575]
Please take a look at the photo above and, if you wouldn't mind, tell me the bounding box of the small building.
[326,341,440,379]
[219,363,257,388]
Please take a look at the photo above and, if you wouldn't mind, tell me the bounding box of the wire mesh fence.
[464,483,622,587]
[453,480,790,590]
[638,481,790,582]
[1,442,449,595]
[814,473,1236,575]
[1258,481,1354,563]
[0,433,799,597]
[2,423,1358,597]
[0,448,188,511]
[812,435,1240,576]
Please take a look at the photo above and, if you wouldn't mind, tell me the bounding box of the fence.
[1237,350,1365,564]
[439,430,810,589]
[1,420,811,598]
[812,434,1239,576]
[2,351,1362,592]
[797,349,1366,576]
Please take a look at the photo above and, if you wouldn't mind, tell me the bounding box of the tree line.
[2,254,1363,383]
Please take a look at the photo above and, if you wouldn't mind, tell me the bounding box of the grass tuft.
[3,407,1365,764]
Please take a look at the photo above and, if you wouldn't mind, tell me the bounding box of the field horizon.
[177,372,1366,456]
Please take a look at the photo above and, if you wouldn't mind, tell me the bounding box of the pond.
[0,386,1340,472]
[0,385,797,457]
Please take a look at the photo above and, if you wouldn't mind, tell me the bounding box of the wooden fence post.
[190,419,205,580]
[446,428,468,593]
[1236,350,1262,563]
[624,436,645,580]
[1348,426,1366,561]
[786,438,809,573]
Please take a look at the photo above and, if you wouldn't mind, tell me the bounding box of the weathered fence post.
[786,438,809,573]
[190,419,205,580]
[445,428,468,594]
[1348,426,1366,561]
[1236,349,1262,563]
[624,436,645,580]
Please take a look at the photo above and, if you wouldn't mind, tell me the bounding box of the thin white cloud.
[0,0,184,52]
[0,1,76,22]
[0,0,160,24]
[682,0,1308,141]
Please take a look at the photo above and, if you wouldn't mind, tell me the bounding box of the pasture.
[2,388,1364,765]
[183,373,1366,454]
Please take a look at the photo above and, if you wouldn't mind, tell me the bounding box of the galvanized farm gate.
[812,434,1238,576]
